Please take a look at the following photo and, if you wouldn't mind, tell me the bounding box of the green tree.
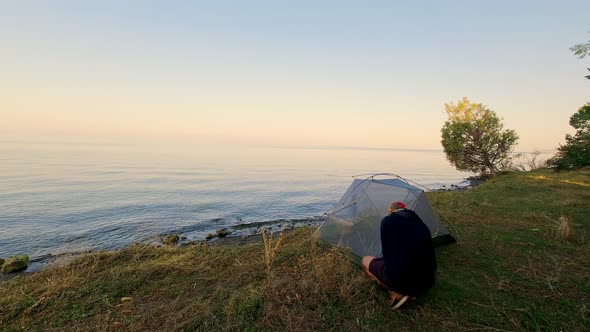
[441,97,519,176]
[570,34,590,79]
[547,103,590,169]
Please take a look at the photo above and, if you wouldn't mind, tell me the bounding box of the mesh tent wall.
[315,174,455,263]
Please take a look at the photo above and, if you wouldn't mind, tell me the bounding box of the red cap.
[392,201,406,209]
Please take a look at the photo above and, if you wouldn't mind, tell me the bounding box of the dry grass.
[557,216,574,240]
[261,227,285,284]
[0,230,380,331]
[1,168,589,331]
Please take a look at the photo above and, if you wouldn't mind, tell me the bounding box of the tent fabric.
[316,174,455,262]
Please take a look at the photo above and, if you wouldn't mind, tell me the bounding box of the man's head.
[388,201,406,214]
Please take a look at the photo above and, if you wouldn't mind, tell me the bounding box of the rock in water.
[216,228,230,238]
[12,255,29,264]
[1,255,29,274]
[162,234,180,245]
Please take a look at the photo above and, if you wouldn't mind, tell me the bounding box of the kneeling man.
[361,201,437,307]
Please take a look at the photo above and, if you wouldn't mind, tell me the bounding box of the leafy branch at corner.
[570,33,590,79]
[440,97,518,177]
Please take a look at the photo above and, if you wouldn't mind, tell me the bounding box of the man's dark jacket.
[380,209,437,296]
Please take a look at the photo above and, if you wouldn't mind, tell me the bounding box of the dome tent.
[315,174,455,263]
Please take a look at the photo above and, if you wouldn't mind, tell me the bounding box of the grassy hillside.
[1,169,589,331]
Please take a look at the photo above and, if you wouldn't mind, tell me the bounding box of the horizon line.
[0,138,557,155]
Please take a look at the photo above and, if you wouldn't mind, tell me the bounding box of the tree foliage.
[570,40,590,58]
[570,34,590,79]
[547,103,590,170]
[441,97,519,176]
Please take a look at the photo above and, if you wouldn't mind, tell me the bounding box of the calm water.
[0,141,467,268]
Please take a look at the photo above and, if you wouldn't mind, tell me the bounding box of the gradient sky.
[1,1,589,150]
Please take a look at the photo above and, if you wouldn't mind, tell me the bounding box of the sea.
[0,140,468,270]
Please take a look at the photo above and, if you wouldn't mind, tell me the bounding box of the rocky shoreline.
[1,177,483,279]
[432,176,485,191]
[200,176,484,246]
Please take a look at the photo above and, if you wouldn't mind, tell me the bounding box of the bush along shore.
[1,168,589,331]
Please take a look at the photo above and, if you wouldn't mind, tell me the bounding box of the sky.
[1,0,589,151]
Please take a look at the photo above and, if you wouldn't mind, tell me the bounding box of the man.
[361,201,437,308]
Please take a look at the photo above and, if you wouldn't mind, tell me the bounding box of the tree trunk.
[483,154,496,177]
[489,167,497,177]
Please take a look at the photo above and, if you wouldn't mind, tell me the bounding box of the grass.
[1,168,589,331]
